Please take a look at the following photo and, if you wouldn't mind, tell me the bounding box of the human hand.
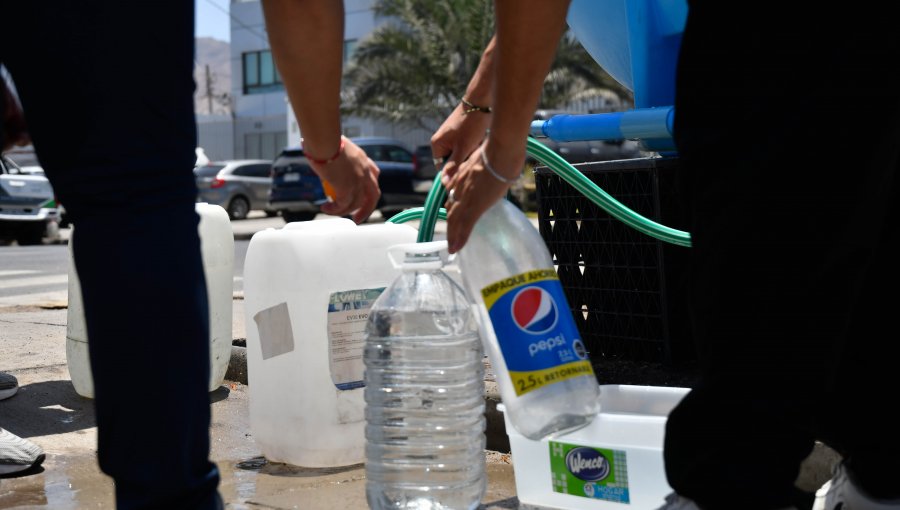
[432,103,492,188]
[442,140,524,253]
[2,81,29,151]
[309,136,381,224]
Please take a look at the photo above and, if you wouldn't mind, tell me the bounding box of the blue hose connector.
[529,106,676,152]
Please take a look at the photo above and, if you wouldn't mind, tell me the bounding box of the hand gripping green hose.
[387,137,692,248]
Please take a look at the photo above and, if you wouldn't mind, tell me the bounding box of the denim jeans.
[1,2,221,508]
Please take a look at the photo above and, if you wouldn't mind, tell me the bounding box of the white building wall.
[235,0,432,157]
[230,0,286,159]
[196,115,235,161]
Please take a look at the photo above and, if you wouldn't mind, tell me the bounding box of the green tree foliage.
[541,34,633,110]
[342,0,630,131]
[342,0,494,131]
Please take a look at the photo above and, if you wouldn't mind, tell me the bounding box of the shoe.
[0,428,45,476]
[656,492,799,510]
[813,462,900,510]
[0,372,17,401]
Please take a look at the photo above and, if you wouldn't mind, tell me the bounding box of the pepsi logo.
[511,286,559,335]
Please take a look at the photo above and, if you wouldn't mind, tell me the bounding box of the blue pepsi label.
[481,269,594,396]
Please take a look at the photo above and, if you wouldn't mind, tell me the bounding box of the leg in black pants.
[663,3,900,509]
[1,2,221,508]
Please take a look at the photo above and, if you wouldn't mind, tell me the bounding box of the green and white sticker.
[549,441,630,504]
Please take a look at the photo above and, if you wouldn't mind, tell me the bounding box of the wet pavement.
[0,318,519,510]
[0,369,518,510]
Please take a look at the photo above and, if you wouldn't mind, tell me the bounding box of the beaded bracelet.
[480,149,517,184]
[460,97,492,115]
[306,137,345,165]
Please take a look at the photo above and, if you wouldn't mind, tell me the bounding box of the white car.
[0,154,62,245]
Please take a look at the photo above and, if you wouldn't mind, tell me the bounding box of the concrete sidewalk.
[0,302,519,509]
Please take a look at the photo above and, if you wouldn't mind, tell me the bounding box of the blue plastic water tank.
[566,0,688,110]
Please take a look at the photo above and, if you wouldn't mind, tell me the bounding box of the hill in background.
[195,37,231,116]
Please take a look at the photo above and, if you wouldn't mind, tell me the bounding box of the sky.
[195,0,231,42]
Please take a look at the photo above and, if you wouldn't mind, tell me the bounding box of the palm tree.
[540,34,633,110]
[342,0,494,132]
[342,0,629,131]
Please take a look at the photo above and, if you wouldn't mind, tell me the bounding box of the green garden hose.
[387,137,692,248]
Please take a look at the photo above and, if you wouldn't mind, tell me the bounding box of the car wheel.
[16,224,45,246]
[282,211,317,223]
[227,196,250,220]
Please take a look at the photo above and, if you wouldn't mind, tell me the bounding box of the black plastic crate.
[535,156,695,372]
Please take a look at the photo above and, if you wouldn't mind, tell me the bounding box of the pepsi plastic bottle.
[363,241,486,510]
[457,198,601,440]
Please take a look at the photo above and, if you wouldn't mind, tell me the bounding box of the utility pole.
[205,64,214,115]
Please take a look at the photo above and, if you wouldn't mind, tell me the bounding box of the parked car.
[268,137,432,222]
[194,159,276,220]
[14,164,69,227]
[0,154,62,245]
[413,144,438,184]
[531,109,643,165]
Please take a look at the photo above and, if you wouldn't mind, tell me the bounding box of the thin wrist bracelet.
[461,97,492,115]
[480,149,518,184]
[306,137,345,165]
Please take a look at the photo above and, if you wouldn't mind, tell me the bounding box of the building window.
[343,39,358,65]
[245,132,288,160]
[243,50,283,95]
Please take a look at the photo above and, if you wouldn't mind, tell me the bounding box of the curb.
[225,345,248,385]
[232,232,256,241]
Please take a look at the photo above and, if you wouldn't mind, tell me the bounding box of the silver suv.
[0,154,62,245]
[194,159,276,220]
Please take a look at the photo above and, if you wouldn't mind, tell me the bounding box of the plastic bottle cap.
[321,179,336,201]
[388,241,450,270]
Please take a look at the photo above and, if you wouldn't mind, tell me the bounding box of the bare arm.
[444,0,572,252]
[431,35,497,182]
[262,0,380,223]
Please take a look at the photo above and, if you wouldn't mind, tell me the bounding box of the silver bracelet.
[480,149,518,184]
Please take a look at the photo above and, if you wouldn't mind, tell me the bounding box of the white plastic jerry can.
[66,202,235,397]
[243,218,417,468]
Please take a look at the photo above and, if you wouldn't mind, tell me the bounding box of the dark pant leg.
[663,3,900,509]
[823,163,900,499]
[2,2,221,508]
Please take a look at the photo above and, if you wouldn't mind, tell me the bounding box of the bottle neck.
[400,252,443,271]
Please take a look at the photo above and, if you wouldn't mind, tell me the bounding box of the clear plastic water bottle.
[364,240,486,510]
[457,198,601,440]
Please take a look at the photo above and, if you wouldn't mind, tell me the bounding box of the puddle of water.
[234,456,364,478]
[0,454,114,509]
[218,455,369,508]
[0,453,512,508]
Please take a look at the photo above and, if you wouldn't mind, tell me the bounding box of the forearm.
[261,0,344,159]
[463,35,497,107]
[489,0,571,156]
